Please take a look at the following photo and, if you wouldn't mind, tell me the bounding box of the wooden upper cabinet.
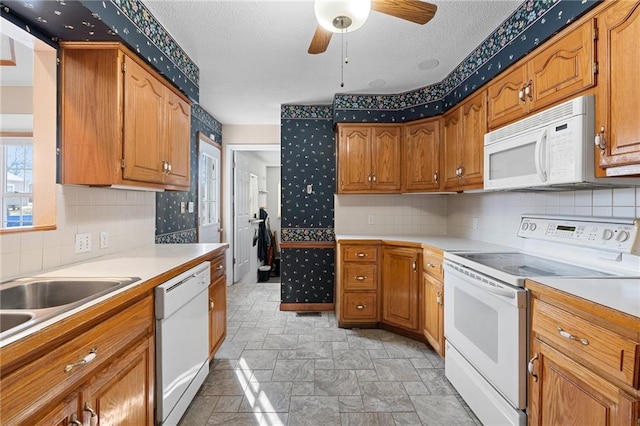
[443,90,486,191]
[123,56,165,184]
[336,124,401,193]
[403,117,441,192]
[60,42,191,191]
[596,1,640,173]
[487,19,596,129]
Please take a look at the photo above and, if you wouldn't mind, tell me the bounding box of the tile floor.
[179,281,481,425]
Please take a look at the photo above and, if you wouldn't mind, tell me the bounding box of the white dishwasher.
[155,261,210,425]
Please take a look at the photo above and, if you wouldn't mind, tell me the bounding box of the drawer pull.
[355,275,367,281]
[427,263,436,268]
[557,327,589,345]
[528,352,539,382]
[70,414,82,426]
[64,347,98,372]
[84,401,98,426]
[355,304,367,310]
[356,253,367,258]
[217,265,224,270]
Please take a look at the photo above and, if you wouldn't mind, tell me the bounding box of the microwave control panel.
[518,215,639,254]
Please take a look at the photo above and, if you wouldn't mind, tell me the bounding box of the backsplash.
[0,185,155,281]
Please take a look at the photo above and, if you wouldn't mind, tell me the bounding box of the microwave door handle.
[534,129,548,182]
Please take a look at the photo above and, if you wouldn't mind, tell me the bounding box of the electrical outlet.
[472,217,479,230]
[368,215,374,225]
[75,233,92,253]
[100,231,109,249]
[180,202,186,214]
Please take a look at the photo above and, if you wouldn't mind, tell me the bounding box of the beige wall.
[222,124,280,145]
[0,87,33,114]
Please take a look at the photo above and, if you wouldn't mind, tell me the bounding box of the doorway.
[224,144,280,284]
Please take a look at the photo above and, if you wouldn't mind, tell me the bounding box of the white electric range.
[443,214,640,426]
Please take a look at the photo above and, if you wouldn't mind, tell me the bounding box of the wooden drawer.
[423,246,443,281]
[342,245,379,262]
[0,296,153,425]
[532,298,639,388]
[210,253,226,281]
[343,264,378,291]
[342,292,378,322]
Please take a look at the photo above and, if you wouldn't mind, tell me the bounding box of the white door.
[233,152,251,281]
[198,135,221,243]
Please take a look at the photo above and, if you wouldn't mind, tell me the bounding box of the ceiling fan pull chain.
[340,29,345,87]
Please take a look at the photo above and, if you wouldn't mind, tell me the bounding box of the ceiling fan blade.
[371,0,437,25]
[308,26,333,54]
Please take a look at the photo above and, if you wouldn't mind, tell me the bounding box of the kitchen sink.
[0,312,35,333]
[0,277,140,341]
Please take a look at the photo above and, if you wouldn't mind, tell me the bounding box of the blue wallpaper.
[333,0,600,123]
[281,248,335,304]
[280,106,336,304]
[155,104,222,244]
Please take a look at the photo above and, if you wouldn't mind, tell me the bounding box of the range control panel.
[517,215,639,254]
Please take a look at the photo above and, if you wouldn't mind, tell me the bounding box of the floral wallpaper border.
[155,229,197,244]
[281,228,335,242]
[281,105,334,120]
[333,0,599,123]
[192,104,223,136]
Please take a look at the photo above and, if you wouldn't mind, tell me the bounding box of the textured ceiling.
[143,0,521,125]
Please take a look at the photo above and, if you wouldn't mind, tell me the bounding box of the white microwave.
[483,95,637,191]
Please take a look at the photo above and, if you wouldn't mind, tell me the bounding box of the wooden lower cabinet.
[382,246,421,332]
[528,338,639,426]
[209,275,227,359]
[33,392,80,426]
[422,273,444,356]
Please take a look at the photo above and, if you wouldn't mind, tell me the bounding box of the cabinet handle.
[525,81,533,100]
[518,86,525,102]
[355,304,367,310]
[412,260,417,271]
[436,291,442,305]
[84,401,98,426]
[64,347,98,372]
[433,171,438,183]
[356,253,367,258]
[427,262,436,268]
[70,414,82,426]
[595,126,606,150]
[355,275,367,280]
[210,298,215,310]
[162,160,168,172]
[556,326,589,345]
[528,352,539,382]
[217,264,224,270]
[167,162,172,172]
[372,175,377,182]
[368,175,372,182]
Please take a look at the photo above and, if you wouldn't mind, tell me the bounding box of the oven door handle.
[534,129,548,183]
[477,281,516,299]
[446,264,518,300]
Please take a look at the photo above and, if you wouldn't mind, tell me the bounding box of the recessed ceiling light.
[417,59,439,70]
[368,79,385,88]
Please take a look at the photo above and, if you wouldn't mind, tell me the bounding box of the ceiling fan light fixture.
[314,0,372,33]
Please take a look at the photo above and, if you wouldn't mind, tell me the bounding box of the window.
[199,152,219,226]
[1,136,33,227]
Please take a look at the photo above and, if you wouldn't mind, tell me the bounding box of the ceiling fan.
[308,0,438,54]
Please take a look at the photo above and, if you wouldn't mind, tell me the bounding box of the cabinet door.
[123,56,165,184]
[442,108,462,191]
[528,338,640,426]
[32,392,80,426]
[209,275,227,359]
[370,126,402,192]
[81,336,154,426]
[459,91,486,190]
[403,118,441,192]
[528,19,596,113]
[596,1,640,170]
[337,126,372,192]
[382,247,420,331]
[165,89,191,188]
[422,273,444,357]
[487,63,528,129]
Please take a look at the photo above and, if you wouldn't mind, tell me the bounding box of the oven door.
[444,261,527,409]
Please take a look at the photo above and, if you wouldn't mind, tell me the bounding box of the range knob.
[616,231,630,242]
[521,222,529,231]
[602,229,614,240]
[529,223,537,231]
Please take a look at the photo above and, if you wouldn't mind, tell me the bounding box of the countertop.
[528,277,640,318]
[0,243,228,348]
[336,234,512,252]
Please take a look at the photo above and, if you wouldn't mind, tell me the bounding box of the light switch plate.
[188,202,194,213]
[180,202,186,214]
[100,231,109,249]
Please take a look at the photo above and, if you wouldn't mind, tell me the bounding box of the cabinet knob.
[355,275,367,281]
[595,126,606,150]
[355,304,367,310]
[65,347,98,372]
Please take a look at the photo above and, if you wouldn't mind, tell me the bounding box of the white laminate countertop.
[0,243,228,348]
[529,277,640,319]
[336,234,512,252]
